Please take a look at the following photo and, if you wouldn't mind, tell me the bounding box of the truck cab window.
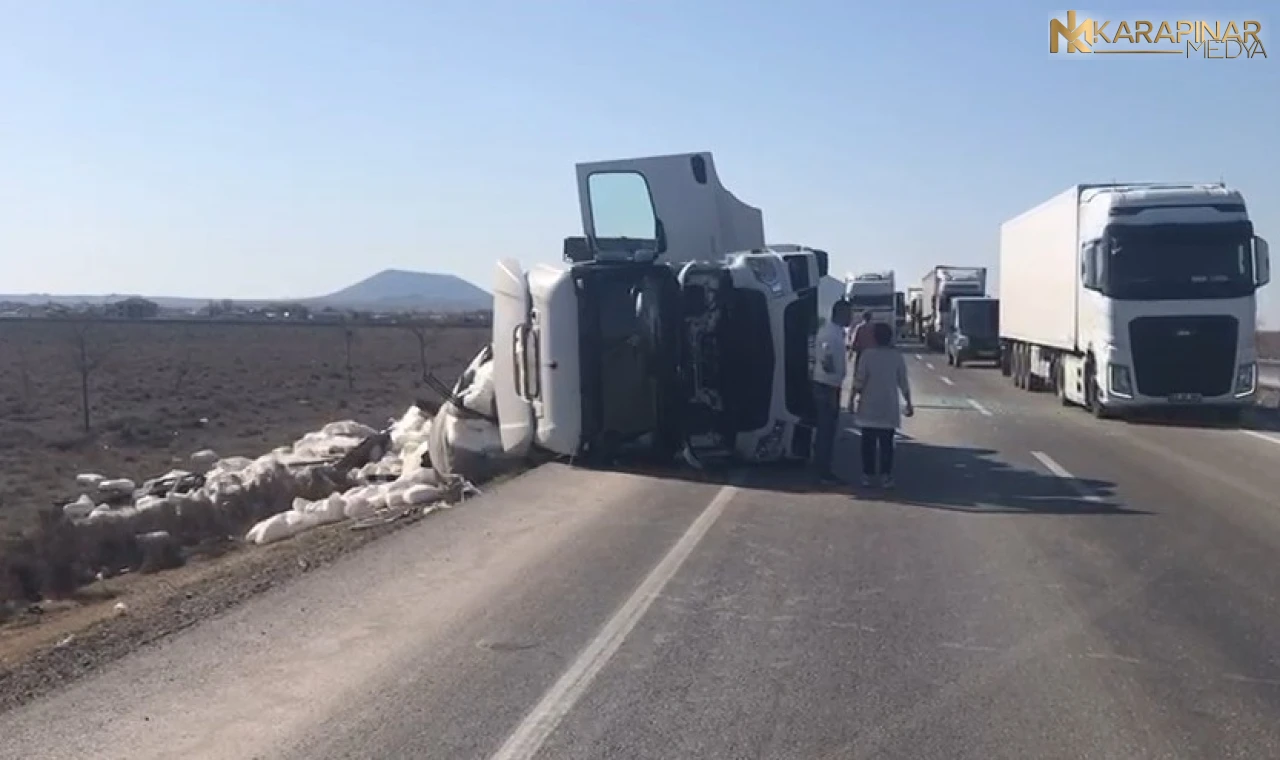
[587,171,657,245]
[1105,222,1254,300]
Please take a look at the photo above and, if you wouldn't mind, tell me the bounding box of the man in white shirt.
[812,299,852,483]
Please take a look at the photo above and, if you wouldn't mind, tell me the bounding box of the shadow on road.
[598,430,1145,517]
[853,438,1145,515]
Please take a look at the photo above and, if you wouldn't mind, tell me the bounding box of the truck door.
[575,152,765,263]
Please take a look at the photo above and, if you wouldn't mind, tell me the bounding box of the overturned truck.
[493,151,828,467]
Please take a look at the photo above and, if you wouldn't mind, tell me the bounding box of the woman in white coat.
[851,321,914,487]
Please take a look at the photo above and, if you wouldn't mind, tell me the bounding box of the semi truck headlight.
[1108,364,1134,398]
[1235,362,1257,396]
[746,258,785,296]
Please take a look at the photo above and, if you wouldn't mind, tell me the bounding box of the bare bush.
[343,327,358,391]
[68,322,114,432]
[171,327,196,393]
[402,322,439,382]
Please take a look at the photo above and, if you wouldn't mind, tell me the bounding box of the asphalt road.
[5,354,1280,759]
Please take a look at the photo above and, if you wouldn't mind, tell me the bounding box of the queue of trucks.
[492,157,1273,471]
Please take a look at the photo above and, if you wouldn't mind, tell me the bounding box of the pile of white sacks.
[60,347,518,549]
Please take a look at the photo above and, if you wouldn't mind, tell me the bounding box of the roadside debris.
[3,346,523,608]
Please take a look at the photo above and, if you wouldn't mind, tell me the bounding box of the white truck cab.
[846,271,897,327]
[493,152,826,464]
[1000,182,1271,420]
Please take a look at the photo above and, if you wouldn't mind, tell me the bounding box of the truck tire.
[1018,345,1031,390]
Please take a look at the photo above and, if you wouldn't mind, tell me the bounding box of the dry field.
[0,319,488,538]
[1260,331,1280,361]
[0,319,490,707]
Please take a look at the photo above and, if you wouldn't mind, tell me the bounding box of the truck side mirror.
[563,236,592,263]
[1255,236,1271,287]
[1081,242,1099,290]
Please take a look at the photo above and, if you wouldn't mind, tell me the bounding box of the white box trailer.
[494,152,826,465]
[999,183,1271,420]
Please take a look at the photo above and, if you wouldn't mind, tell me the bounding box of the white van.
[493,153,826,464]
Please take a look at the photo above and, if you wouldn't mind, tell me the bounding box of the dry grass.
[1259,331,1280,361]
[0,318,495,700]
[0,319,487,601]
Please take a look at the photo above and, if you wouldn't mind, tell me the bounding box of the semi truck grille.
[784,291,818,424]
[1128,315,1237,397]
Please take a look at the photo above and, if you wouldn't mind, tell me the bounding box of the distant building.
[105,297,159,320]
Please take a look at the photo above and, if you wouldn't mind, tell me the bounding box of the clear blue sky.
[2,1,1278,323]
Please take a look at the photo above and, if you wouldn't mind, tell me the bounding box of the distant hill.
[308,269,490,312]
[0,269,491,314]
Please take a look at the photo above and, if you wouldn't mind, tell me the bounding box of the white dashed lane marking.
[1241,429,1280,448]
[1032,451,1103,503]
[967,398,993,416]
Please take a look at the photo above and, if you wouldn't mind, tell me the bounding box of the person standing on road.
[813,299,853,484]
[846,310,876,411]
[852,321,914,488]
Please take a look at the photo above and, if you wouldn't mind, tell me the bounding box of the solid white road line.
[967,398,993,417]
[1031,451,1103,503]
[1241,429,1280,447]
[940,376,954,386]
[488,482,741,760]
[925,362,935,370]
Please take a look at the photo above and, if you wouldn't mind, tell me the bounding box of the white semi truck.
[919,266,988,351]
[493,152,827,465]
[845,271,896,326]
[999,182,1271,421]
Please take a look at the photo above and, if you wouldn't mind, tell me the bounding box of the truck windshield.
[849,293,894,308]
[957,300,998,336]
[1106,222,1255,300]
